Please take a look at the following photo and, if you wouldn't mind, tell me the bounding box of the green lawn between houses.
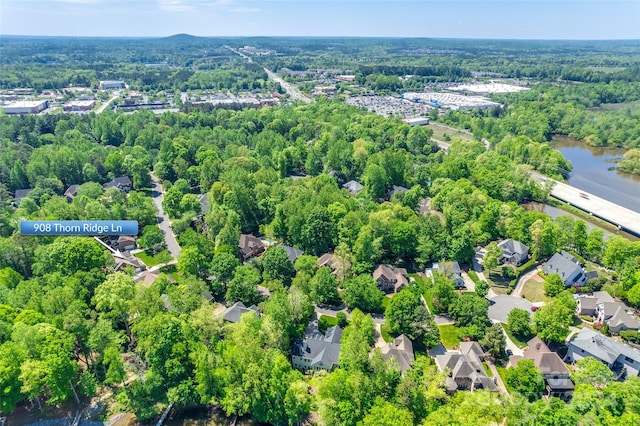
[438,324,461,349]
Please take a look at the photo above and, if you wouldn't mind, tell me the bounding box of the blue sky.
[1,0,639,39]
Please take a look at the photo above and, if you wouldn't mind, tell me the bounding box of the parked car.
[506,349,513,357]
[531,305,540,312]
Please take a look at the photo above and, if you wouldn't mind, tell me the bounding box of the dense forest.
[1,98,640,425]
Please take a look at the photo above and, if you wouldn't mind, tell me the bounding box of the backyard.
[438,324,461,349]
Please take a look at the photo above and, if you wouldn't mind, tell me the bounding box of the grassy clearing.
[522,278,546,303]
[423,289,436,314]
[428,122,474,142]
[382,295,392,310]
[467,270,480,284]
[135,249,172,267]
[439,324,461,349]
[501,323,530,349]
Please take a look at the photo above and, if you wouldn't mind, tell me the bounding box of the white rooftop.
[449,82,530,94]
[5,100,47,108]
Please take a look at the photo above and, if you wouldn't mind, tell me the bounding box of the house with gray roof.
[342,180,364,196]
[576,291,614,317]
[427,261,465,288]
[12,188,34,207]
[292,319,342,372]
[276,244,304,263]
[385,185,409,201]
[565,328,640,380]
[223,301,259,323]
[519,336,574,400]
[498,239,529,265]
[435,342,498,394]
[543,251,587,287]
[596,301,640,334]
[197,193,210,214]
[380,334,415,373]
[103,176,132,192]
[64,184,80,202]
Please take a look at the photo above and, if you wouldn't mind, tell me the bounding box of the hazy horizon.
[1,0,639,40]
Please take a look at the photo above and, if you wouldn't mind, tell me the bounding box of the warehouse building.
[3,100,49,115]
[100,80,126,90]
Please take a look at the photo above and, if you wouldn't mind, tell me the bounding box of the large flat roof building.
[100,80,126,90]
[63,100,96,112]
[3,100,49,115]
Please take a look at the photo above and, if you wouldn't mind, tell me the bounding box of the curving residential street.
[150,173,181,259]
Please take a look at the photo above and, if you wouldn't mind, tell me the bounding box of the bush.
[336,311,348,328]
[502,266,516,280]
[621,330,640,344]
[318,316,330,334]
[517,259,538,277]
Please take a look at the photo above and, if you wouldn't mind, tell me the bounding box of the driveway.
[512,268,541,298]
[488,295,533,324]
[150,173,181,259]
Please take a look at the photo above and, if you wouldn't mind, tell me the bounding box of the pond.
[552,135,640,213]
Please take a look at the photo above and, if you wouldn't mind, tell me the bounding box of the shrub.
[621,330,640,344]
[336,311,348,328]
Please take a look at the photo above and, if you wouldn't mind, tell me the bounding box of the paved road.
[263,68,312,103]
[150,173,181,259]
[532,171,640,237]
[96,95,118,114]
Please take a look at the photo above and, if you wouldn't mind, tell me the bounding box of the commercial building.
[100,80,126,90]
[3,100,49,115]
[63,100,96,112]
[403,117,429,127]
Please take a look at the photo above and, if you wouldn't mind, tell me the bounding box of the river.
[552,135,640,213]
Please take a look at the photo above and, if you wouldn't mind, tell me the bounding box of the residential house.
[565,328,640,380]
[117,235,136,251]
[223,301,259,323]
[576,291,614,317]
[342,180,364,196]
[519,336,574,400]
[197,193,210,214]
[112,251,143,273]
[12,188,33,207]
[292,319,342,372]
[427,261,465,288]
[380,334,415,373]
[134,270,159,288]
[276,244,304,263]
[317,253,343,277]
[64,184,80,202]
[385,185,409,201]
[543,251,587,287]
[435,342,498,394]
[238,234,265,261]
[373,264,409,293]
[103,176,132,192]
[498,239,529,265]
[596,301,640,334]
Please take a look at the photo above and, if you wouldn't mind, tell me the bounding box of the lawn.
[467,270,480,284]
[495,365,513,393]
[438,324,461,349]
[319,315,338,327]
[490,286,511,295]
[423,289,436,314]
[521,278,546,303]
[382,295,392,310]
[380,323,394,343]
[135,249,173,267]
[501,323,529,349]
